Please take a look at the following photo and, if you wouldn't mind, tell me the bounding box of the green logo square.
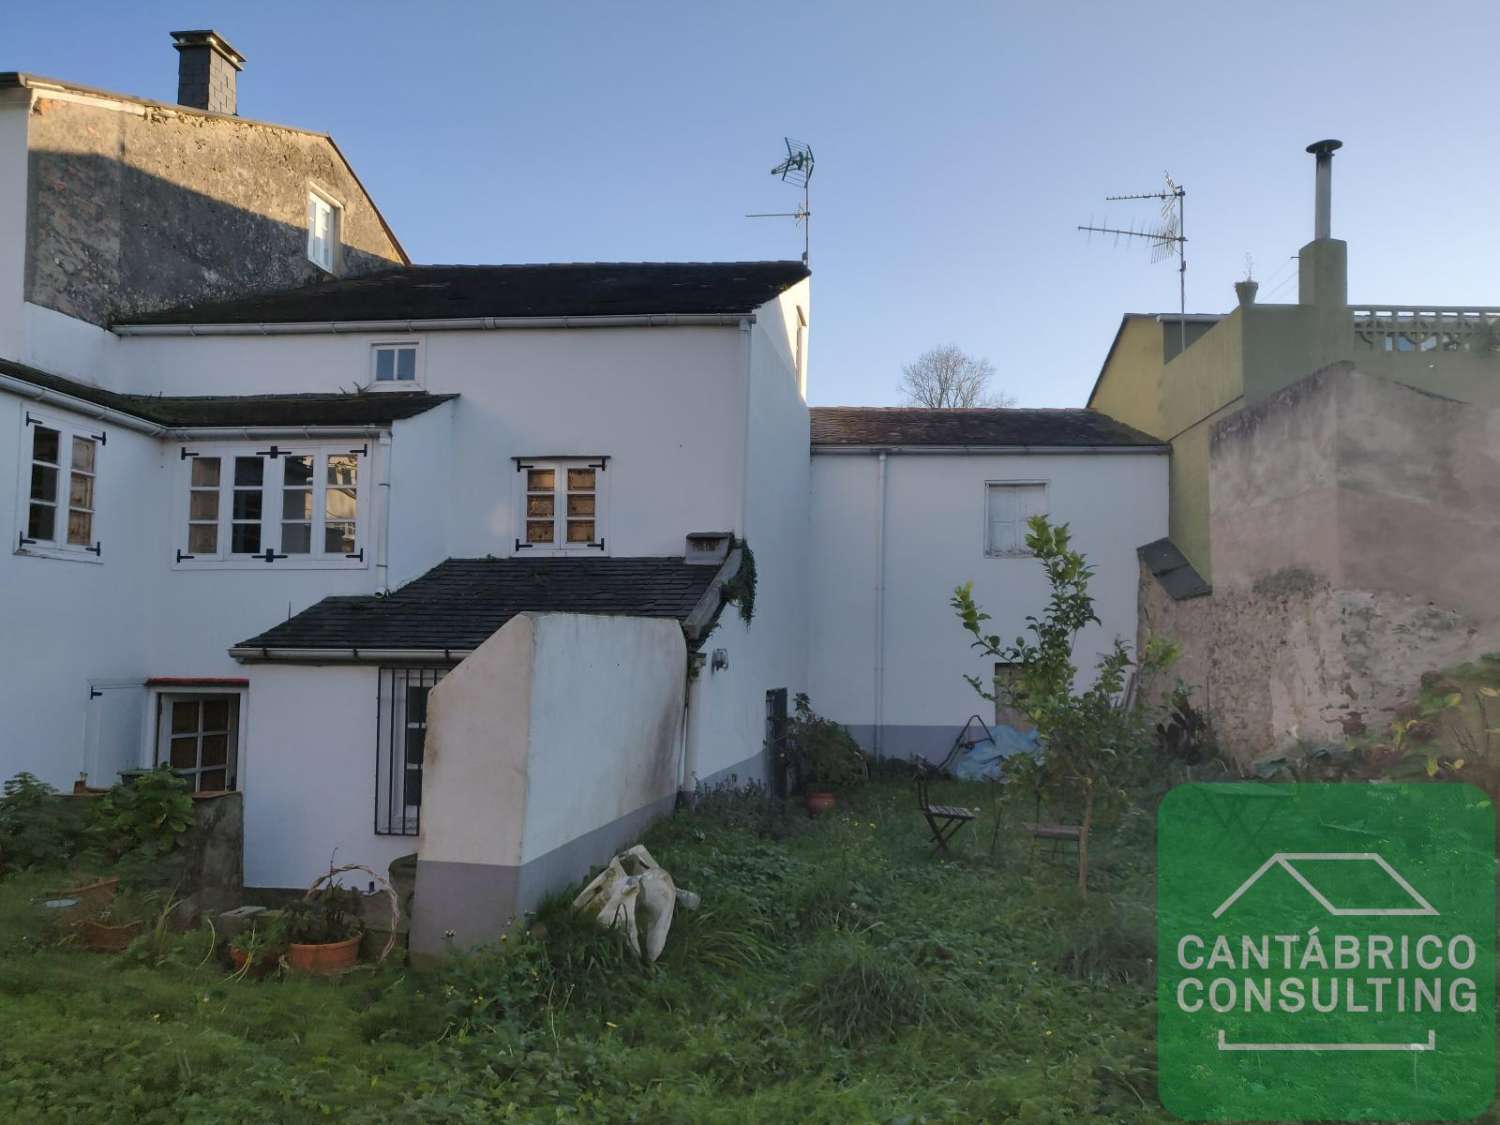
[1158,783,1494,1120]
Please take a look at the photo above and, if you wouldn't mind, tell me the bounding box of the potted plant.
[282,885,363,974]
[228,921,285,978]
[783,694,867,816]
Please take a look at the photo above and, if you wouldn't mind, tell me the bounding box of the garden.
[0,515,1491,1122]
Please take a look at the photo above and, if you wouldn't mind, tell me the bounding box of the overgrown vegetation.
[0,767,192,880]
[775,692,868,793]
[0,780,1169,1121]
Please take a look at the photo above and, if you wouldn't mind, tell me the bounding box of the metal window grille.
[375,667,448,836]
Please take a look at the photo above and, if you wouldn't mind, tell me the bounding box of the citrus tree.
[952,516,1173,893]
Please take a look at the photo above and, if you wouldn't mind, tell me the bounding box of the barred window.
[375,667,448,836]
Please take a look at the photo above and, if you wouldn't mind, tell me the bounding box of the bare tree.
[898,345,1014,409]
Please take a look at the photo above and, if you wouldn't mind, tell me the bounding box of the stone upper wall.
[1144,365,1500,759]
[24,95,404,326]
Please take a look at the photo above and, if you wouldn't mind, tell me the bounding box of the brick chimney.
[170,29,244,115]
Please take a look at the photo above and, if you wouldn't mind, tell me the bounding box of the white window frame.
[306,186,341,273]
[984,480,1049,558]
[368,341,423,389]
[149,687,246,793]
[13,408,103,564]
[514,457,609,556]
[172,440,370,570]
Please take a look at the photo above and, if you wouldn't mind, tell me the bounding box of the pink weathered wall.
[1143,366,1500,759]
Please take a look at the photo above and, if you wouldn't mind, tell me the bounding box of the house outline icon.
[1211,852,1439,919]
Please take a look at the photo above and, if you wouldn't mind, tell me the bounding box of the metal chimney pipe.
[1306,139,1342,240]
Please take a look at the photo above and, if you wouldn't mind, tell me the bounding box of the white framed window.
[985,481,1048,557]
[306,188,340,272]
[370,342,420,387]
[175,441,367,568]
[15,410,103,562]
[515,457,607,553]
[155,693,239,792]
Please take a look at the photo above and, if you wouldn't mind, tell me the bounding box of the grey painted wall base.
[688,748,771,792]
[843,724,973,764]
[410,791,677,961]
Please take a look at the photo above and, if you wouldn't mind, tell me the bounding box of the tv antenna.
[1078,174,1188,352]
[747,137,814,265]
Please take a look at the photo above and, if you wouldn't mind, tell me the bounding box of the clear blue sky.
[9,2,1499,407]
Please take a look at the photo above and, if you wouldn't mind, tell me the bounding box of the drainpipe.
[736,318,753,538]
[873,451,888,757]
[679,667,696,796]
[376,431,394,592]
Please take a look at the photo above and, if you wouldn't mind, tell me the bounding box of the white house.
[0,33,1167,934]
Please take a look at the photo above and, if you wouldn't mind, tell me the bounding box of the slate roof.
[233,557,721,655]
[1139,538,1212,600]
[0,356,454,428]
[809,407,1165,448]
[117,262,811,327]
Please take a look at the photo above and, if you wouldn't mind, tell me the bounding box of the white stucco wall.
[420,616,534,870]
[682,284,812,785]
[0,92,29,361]
[241,663,417,888]
[0,392,158,787]
[807,448,1169,759]
[521,614,685,861]
[111,325,746,559]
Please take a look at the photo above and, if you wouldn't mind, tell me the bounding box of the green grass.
[0,780,1169,1123]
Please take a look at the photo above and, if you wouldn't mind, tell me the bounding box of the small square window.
[518,459,604,551]
[371,344,419,385]
[985,482,1047,557]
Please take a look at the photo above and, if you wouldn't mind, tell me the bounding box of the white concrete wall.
[241,663,416,888]
[112,325,746,559]
[807,448,1169,760]
[682,284,812,784]
[387,402,456,587]
[0,392,158,787]
[22,303,121,388]
[0,91,29,361]
[420,616,533,870]
[522,614,685,861]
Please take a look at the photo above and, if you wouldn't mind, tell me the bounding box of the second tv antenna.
[747,137,814,265]
[1078,174,1188,351]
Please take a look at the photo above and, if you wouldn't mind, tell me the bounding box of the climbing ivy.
[721,542,757,627]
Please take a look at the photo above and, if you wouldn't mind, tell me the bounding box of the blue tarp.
[950,724,1041,781]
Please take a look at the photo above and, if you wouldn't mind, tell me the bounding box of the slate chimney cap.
[170,29,245,71]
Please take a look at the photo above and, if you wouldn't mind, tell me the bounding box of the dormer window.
[371,343,419,386]
[306,189,339,272]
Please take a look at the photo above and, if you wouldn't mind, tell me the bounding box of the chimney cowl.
[170,29,245,116]
[1306,138,1342,241]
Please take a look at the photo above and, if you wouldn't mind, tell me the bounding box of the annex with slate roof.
[233,557,725,657]
[809,406,1164,448]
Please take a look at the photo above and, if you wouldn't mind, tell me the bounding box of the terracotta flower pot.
[81,919,142,952]
[287,934,360,974]
[804,790,836,817]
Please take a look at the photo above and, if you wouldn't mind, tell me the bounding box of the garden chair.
[1023,790,1086,865]
[913,765,977,854]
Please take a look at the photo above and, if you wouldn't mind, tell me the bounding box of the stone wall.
[25,95,404,326]
[1142,366,1500,760]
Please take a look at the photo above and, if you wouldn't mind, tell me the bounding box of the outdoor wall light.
[711,648,729,672]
